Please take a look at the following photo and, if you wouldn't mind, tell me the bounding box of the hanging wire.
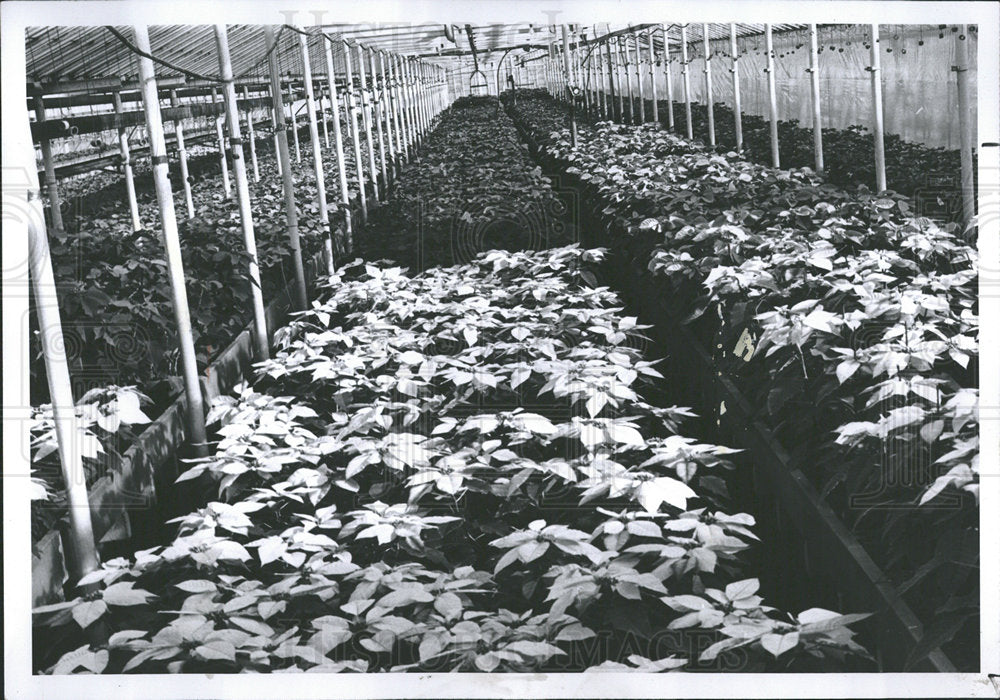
[104,25,288,85]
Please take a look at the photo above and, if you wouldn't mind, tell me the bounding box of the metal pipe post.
[133,24,208,457]
[265,25,308,310]
[298,30,334,275]
[730,25,743,151]
[808,24,824,173]
[648,29,659,125]
[663,25,675,130]
[242,85,260,182]
[112,90,142,231]
[215,24,270,357]
[955,24,976,226]
[703,24,716,146]
[324,36,353,253]
[868,24,887,191]
[32,95,65,233]
[169,90,195,217]
[765,24,780,167]
[343,42,369,223]
[681,25,693,139]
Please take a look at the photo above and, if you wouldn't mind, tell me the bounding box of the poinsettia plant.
[34,247,870,674]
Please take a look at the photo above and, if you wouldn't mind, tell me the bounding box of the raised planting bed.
[566,89,973,225]
[356,96,573,271]
[33,246,872,674]
[503,90,977,671]
[30,249,328,607]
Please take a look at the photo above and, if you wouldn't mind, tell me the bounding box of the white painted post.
[955,24,975,226]
[681,25,693,139]
[242,85,260,182]
[21,113,100,581]
[765,24,780,167]
[112,90,142,231]
[343,41,368,224]
[33,95,65,233]
[808,25,824,173]
[169,90,195,218]
[215,24,270,358]
[265,25,308,310]
[324,35,353,253]
[298,29,334,276]
[730,24,743,152]
[663,25,675,131]
[132,24,208,457]
[868,24,887,191]
[703,23,715,147]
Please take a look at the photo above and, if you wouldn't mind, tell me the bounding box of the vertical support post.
[215,114,231,199]
[265,25,308,311]
[215,24,270,359]
[399,56,412,150]
[703,24,716,147]
[681,25,693,139]
[357,45,380,202]
[324,35,353,254]
[271,84,282,178]
[367,49,389,198]
[663,25,675,130]
[318,85,330,150]
[955,23,976,227]
[765,24,780,168]
[406,58,420,150]
[606,39,620,122]
[388,53,406,165]
[169,90,195,218]
[112,90,142,231]
[212,86,232,199]
[648,29,659,125]
[22,118,100,581]
[622,36,634,124]
[808,24,824,173]
[298,29,334,276]
[868,24,887,192]
[242,85,260,182]
[730,24,743,152]
[561,24,578,148]
[33,95,65,233]
[596,44,606,119]
[394,54,410,161]
[633,33,645,123]
[132,24,208,457]
[379,52,396,184]
[343,41,368,224]
[288,82,302,163]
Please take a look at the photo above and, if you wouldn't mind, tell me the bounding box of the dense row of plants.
[503,90,978,668]
[659,100,972,223]
[573,91,970,223]
[358,96,569,270]
[34,246,872,674]
[29,108,392,542]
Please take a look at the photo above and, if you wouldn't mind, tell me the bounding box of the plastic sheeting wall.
[620,24,977,150]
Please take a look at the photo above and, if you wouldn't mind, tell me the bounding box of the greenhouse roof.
[25,23,810,89]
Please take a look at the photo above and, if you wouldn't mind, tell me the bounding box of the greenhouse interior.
[16,19,982,676]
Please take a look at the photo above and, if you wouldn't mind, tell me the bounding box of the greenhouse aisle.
[33,96,875,675]
[500,89,979,671]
